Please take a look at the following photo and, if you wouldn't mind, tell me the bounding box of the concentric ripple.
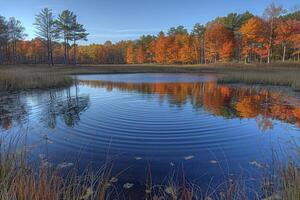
[2,73,300,182]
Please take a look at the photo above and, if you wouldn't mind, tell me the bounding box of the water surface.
[1,73,300,191]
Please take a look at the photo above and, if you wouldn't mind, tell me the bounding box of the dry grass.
[1,137,300,200]
[0,69,73,91]
[1,63,300,91]
[0,138,117,200]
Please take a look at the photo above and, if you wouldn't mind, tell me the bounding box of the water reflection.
[80,80,300,131]
[0,86,90,131]
[42,88,90,129]
[0,93,27,130]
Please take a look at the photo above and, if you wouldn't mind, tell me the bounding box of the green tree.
[71,22,88,64]
[56,10,76,64]
[192,23,206,63]
[167,25,188,36]
[34,8,59,66]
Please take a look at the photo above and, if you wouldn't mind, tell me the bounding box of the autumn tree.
[205,22,234,62]
[126,44,134,64]
[275,19,300,61]
[191,23,206,63]
[240,17,268,63]
[137,45,144,64]
[154,32,166,63]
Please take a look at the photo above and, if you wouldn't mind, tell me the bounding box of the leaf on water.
[249,160,264,169]
[47,139,54,144]
[184,155,194,160]
[123,182,134,189]
[57,162,74,169]
[134,156,142,160]
[169,162,175,167]
[110,177,118,183]
[210,160,218,164]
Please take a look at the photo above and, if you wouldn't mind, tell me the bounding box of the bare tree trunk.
[47,40,51,66]
[282,44,286,62]
[73,39,76,65]
[49,39,54,66]
[64,36,67,64]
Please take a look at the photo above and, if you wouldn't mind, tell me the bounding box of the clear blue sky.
[0,0,299,44]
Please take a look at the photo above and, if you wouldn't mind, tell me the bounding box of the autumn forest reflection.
[80,80,300,130]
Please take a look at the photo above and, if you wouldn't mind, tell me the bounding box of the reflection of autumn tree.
[0,94,27,130]
[80,80,300,131]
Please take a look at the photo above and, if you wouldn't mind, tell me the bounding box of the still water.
[1,73,300,190]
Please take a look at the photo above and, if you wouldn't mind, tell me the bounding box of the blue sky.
[0,0,299,44]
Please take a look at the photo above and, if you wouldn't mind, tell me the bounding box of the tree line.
[0,2,300,65]
[0,8,88,65]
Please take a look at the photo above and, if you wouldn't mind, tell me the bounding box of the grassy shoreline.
[0,138,299,200]
[0,63,300,91]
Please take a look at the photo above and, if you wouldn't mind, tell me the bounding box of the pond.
[1,73,300,194]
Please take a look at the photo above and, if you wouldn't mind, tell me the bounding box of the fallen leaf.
[123,182,134,189]
[57,162,74,169]
[184,155,194,160]
[210,160,218,164]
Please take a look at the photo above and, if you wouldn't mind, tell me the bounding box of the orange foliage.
[220,41,234,62]
[205,23,234,62]
[137,46,144,64]
[126,45,134,64]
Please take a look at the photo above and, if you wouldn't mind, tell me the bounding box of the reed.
[1,137,300,199]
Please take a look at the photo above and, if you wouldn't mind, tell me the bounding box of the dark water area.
[1,73,300,194]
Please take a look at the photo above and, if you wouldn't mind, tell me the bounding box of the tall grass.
[0,138,116,200]
[218,71,300,90]
[1,63,300,91]
[1,136,300,199]
[0,69,73,91]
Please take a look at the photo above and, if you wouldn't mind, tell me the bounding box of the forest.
[0,2,300,66]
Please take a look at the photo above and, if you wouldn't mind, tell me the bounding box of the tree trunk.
[282,44,286,62]
[47,39,51,66]
[73,39,76,65]
[66,38,69,64]
[64,36,67,64]
[50,40,54,66]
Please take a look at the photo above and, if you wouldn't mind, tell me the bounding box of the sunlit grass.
[1,63,300,91]
[0,69,73,91]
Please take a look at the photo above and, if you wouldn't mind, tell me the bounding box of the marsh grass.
[0,69,73,91]
[1,63,300,91]
[218,71,300,90]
